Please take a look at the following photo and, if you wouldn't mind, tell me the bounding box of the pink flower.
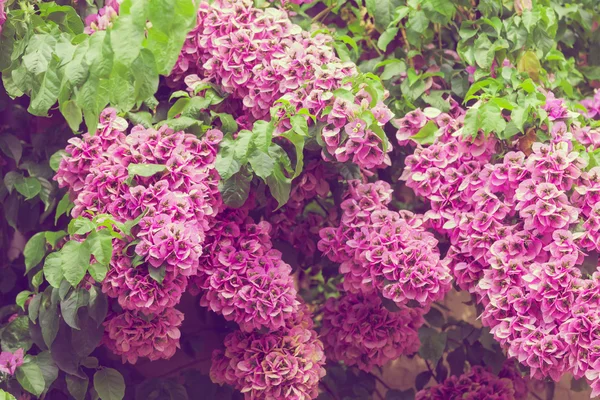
[0,349,24,375]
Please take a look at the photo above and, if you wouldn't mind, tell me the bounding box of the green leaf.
[67,374,89,400]
[267,163,292,209]
[89,263,108,283]
[61,241,92,287]
[45,231,67,249]
[0,389,17,400]
[248,150,274,180]
[28,56,62,116]
[44,253,64,288]
[148,265,166,284]
[290,115,308,137]
[88,286,108,327]
[377,28,398,51]
[281,130,305,179]
[16,362,45,397]
[24,232,47,274]
[49,150,68,172]
[128,163,167,178]
[215,135,241,181]
[85,230,113,266]
[39,291,60,347]
[4,171,22,193]
[68,218,96,235]
[365,0,403,32]
[252,120,275,153]
[211,112,238,135]
[16,291,32,311]
[411,121,439,144]
[511,106,528,132]
[145,0,198,75]
[219,170,252,208]
[447,347,466,377]
[1,316,32,352]
[517,50,541,80]
[479,102,506,135]
[0,134,23,165]
[15,177,42,200]
[571,377,589,392]
[418,327,447,365]
[56,192,74,224]
[415,371,431,391]
[424,307,445,328]
[94,368,126,400]
[109,0,149,66]
[29,294,42,322]
[60,288,90,330]
[473,34,494,69]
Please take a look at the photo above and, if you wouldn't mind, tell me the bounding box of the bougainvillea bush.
[2,0,600,399]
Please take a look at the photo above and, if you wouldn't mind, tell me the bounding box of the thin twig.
[312,4,334,23]
[155,357,211,379]
[399,27,414,69]
[372,372,391,390]
[531,392,543,400]
[425,360,440,383]
[374,388,385,400]
[367,36,383,57]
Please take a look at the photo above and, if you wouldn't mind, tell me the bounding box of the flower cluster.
[0,349,23,376]
[103,308,184,364]
[55,108,222,363]
[210,306,326,400]
[0,0,6,36]
[318,181,452,310]
[171,0,393,169]
[581,90,600,119]
[84,0,120,34]
[415,365,526,400]
[190,204,300,333]
[320,291,422,371]
[400,94,600,395]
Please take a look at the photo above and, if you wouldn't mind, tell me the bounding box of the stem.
[374,388,385,400]
[437,23,442,49]
[400,27,414,69]
[425,360,440,383]
[367,36,384,58]
[312,4,334,23]
[531,393,543,400]
[372,373,391,390]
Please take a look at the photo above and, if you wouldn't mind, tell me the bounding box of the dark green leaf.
[60,288,90,330]
[0,134,23,165]
[219,170,252,208]
[418,327,447,365]
[148,265,166,284]
[15,177,42,200]
[415,371,431,391]
[88,286,108,327]
[128,163,167,178]
[94,368,126,400]
[67,374,89,400]
[16,361,45,397]
[16,291,32,311]
[24,232,47,273]
[1,316,32,352]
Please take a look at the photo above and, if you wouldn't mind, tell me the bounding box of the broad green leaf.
[281,130,305,179]
[365,0,403,32]
[60,288,90,330]
[517,50,541,81]
[45,230,67,249]
[0,389,16,400]
[85,230,113,266]
[1,316,32,352]
[211,112,238,135]
[49,150,68,172]
[89,263,108,283]
[128,163,167,177]
[3,171,22,193]
[88,286,108,327]
[61,241,92,287]
[55,192,74,225]
[144,0,198,75]
[68,218,96,235]
[418,327,447,366]
[148,265,166,284]
[15,177,42,200]
[215,135,241,181]
[219,170,252,208]
[39,291,60,347]
[44,253,64,288]
[16,362,45,397]
[109,0,149,66]
[377,28,398,52]
[24,232,47,273]
[67,374,89,400]
[16,291,32,311]
[248,150,274,180]
[252,120,274,152]
[94,368,125,400]
[267,163,291,209]
[0,134,23,165]
[29,56,62,116]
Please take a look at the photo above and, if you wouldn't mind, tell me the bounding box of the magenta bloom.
[0,0,7,36]
[103,308,184,364]
[210,306,325,400]
[415,365,526,400]
[321,292,423,371]
[318,181,452,310]
[0,349,24,375]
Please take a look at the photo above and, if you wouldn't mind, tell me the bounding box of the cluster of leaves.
[0,0,197,132]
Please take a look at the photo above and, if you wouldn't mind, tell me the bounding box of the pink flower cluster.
[103,308,184,364]
[581,90,600,119]
[320,292,422,371]
[171,0,393,169]
[55,109,222,363]
[400,95,600,396]
[84,0,120,34]
[190,204,300,333]
[318,181,452,310]
[0,349,23,375]
[415,365,527,400]
[210,306,326,400]
[0,0,6,36]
